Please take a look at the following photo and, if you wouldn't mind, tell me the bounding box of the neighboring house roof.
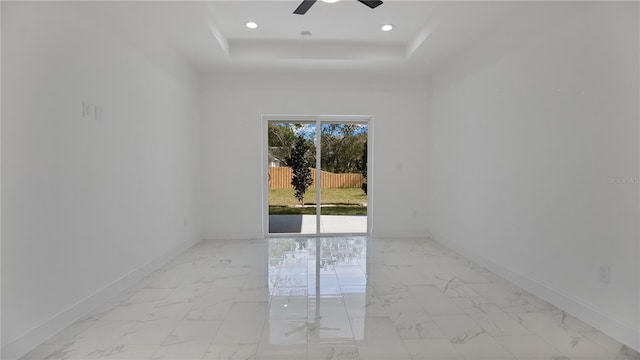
[268,147,288,167]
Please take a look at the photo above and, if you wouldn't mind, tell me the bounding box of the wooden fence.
[269,167,364,189]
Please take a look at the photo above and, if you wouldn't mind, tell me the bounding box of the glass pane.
[268,122,317,234]
[319,123,368,233]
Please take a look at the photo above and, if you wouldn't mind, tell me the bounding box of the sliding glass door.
[265,116,370,236]
[319,122,368,234]
[267,121,317,235]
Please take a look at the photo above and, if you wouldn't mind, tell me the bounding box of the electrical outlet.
[598,265,611,284]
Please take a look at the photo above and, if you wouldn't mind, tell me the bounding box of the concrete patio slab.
[269,214,366,234]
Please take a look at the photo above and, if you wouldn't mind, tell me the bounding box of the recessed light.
[245,21,258,29]
[381,24,393,32]
[321,0,341,3]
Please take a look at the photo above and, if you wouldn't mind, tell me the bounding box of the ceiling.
[86,1,575,75]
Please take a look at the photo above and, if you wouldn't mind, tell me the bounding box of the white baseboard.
[1,236,201,360]
[427,231,640,352]
[202,232,264,240]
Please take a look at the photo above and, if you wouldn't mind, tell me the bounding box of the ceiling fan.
[294,0,383,15]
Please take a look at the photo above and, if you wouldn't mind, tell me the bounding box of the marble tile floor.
[22,237,640,360]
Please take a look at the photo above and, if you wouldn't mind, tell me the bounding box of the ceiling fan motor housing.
[294,0,383,15]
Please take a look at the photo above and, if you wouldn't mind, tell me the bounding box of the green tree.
[268,123,296,166]
[286,135,314,205]
[356,141,367,194]
[320,124,367,174]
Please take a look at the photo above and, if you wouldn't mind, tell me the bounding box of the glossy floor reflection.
[22,237,639,360]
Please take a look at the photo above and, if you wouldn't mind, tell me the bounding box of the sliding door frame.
[262,114,373,237]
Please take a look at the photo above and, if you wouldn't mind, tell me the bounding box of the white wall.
[1,3,201,358]
[201,72,429,239]
[427,2,639,350]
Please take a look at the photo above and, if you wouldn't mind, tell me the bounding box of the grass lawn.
[269,187,367,215]
[269,205,367,216]
[269,187,366,206]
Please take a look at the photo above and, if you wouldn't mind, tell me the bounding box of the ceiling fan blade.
[294,0,317,15]
[358,0,383,9]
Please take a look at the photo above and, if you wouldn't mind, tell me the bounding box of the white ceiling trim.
[228,39,407,60]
